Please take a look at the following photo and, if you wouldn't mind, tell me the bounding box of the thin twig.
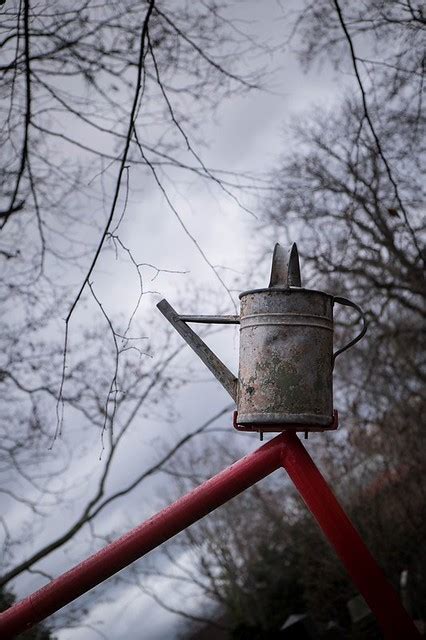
[132,129,238,313]
[87,281,120,457]
[333,0,422,258]
[147,33,257,220]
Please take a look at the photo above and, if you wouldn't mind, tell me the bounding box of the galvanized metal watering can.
[157,244,367,434]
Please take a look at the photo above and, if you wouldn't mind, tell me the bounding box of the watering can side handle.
[333,296,368,362]
[157,299,238,403]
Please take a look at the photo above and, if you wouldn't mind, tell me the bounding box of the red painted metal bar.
[0,432,420,639]
[281,432,420,639]
[0,433,285,639]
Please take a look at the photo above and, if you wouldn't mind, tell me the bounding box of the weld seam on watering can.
[157,243,367,432]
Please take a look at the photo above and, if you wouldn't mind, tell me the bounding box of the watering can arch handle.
[333,296,368,362]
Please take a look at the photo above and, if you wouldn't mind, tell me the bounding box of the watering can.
[157,244,367,434]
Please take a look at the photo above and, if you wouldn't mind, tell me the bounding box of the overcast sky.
[2,3,347,638]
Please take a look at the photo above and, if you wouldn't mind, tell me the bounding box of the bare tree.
[0,0,264,412]
[259,0,424,426]
[0,1,267,632]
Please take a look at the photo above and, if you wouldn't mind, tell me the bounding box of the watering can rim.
[239,285,335,300]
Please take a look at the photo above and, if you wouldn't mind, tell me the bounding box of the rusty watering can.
[157,244,367,434]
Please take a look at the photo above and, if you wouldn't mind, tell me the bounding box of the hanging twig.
[332,0,422,259]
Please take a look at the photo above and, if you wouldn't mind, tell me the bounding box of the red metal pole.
[0,433,285,639]
[281,432,420,639]
[0,432,419,639]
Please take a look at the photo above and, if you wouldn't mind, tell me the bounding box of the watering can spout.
[269,243,301,288]
[157,299,239,402]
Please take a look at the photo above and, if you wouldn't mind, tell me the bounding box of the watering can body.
[157,244,367,433]
[238,286,334,429]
